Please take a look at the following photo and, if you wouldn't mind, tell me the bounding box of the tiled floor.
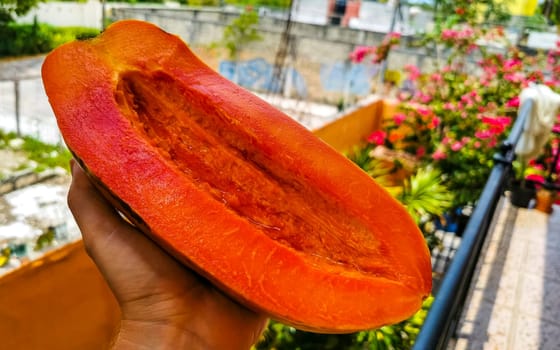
[452,198,560,350]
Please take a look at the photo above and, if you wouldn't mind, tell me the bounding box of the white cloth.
[515,84,560,162]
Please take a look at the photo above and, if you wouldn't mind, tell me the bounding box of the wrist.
[111,320,209,350]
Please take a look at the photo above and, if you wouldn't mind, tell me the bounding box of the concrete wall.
[16,0,103,29]
[111,7,386,61]
[110,7,402,103]
[17,3,431,104]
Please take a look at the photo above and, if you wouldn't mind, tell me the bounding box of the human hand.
[67,161,268,350]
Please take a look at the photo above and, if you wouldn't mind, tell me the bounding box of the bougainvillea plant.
[351,26,560,207]
[349,32,401,64]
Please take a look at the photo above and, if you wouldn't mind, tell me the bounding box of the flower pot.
[535,188,557,214]
[510,186,536,208]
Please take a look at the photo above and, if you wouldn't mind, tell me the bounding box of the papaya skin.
[42,20,431,333]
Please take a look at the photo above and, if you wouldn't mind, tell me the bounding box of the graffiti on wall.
[320,62,378,96]
[219,57,378,97]
[219,58,308,98]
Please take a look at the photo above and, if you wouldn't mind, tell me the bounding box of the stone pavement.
[452,198,560,350]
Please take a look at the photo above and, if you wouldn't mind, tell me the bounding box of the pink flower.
[481,116,511,134]
[387,32,401,41]
[504,72,524,83]
[393,113,407,125]
[350,46,373,63]
[506,96,520,108]
[367,130,386,145]
[451,141,463,151]
[461,93,471,103]
[474,141,481,148]
[443,102,455,111]
[417,106,431,116]
[441,29,458,41]
[526,174,545,184]
[475,130,493,139]
[432,148,447,160]
[419,93,433,104]
[430,116,441,129]
[430,73,443,82]
[545,79,560,88]
[466,44,478,54]
[504,59,522,71]
[404,64,421,81]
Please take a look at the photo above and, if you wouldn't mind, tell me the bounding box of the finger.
[68,160,128,254]
[68,160,145,266]
[67,161,185,298]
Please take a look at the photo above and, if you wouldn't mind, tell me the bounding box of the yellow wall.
[507,0,538,16]
[313,98,390,153]
[0,241,120,349]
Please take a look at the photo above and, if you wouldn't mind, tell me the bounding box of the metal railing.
[413,100,533,349]
[1,75,41,137]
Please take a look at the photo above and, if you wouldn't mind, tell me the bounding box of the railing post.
[14,79,21,137]
[413,99,533,350]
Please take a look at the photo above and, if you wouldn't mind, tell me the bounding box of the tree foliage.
[0,0,43,24]
[541,0,560,25]
[224,0,290,9]
[218,7,262,59]
[433,0,511,26]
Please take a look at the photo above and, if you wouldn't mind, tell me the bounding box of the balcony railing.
[413,100,533,349]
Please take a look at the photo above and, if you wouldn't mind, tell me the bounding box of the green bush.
[0,22,99,58]
[0,129,72,174]
[224,0,291,8]
[106,0,165,3]
[254,296,434,350]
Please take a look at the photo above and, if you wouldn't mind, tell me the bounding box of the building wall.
[111,7,422,103]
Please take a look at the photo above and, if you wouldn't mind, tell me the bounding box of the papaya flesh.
[42,20,431,333]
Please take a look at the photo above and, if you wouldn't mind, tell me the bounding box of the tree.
[224,0,290,9]
[215,7,263,84]
[0,0,43,25]
[220,7,262,60]
[433,0,511,26]
[541,0,560,25]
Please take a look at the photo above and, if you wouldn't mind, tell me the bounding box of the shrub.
[253,296,434,350]
[0,21,99,58]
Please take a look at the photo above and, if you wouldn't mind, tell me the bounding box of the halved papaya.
[42,20,431,333]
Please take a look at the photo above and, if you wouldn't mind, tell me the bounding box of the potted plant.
[533,129,560,213]
[509,160,537,208]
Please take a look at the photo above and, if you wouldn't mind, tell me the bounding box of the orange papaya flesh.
[42,20,432,333]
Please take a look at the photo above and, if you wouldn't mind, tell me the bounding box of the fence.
[413,100,533,349]
[0,75,62,145]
